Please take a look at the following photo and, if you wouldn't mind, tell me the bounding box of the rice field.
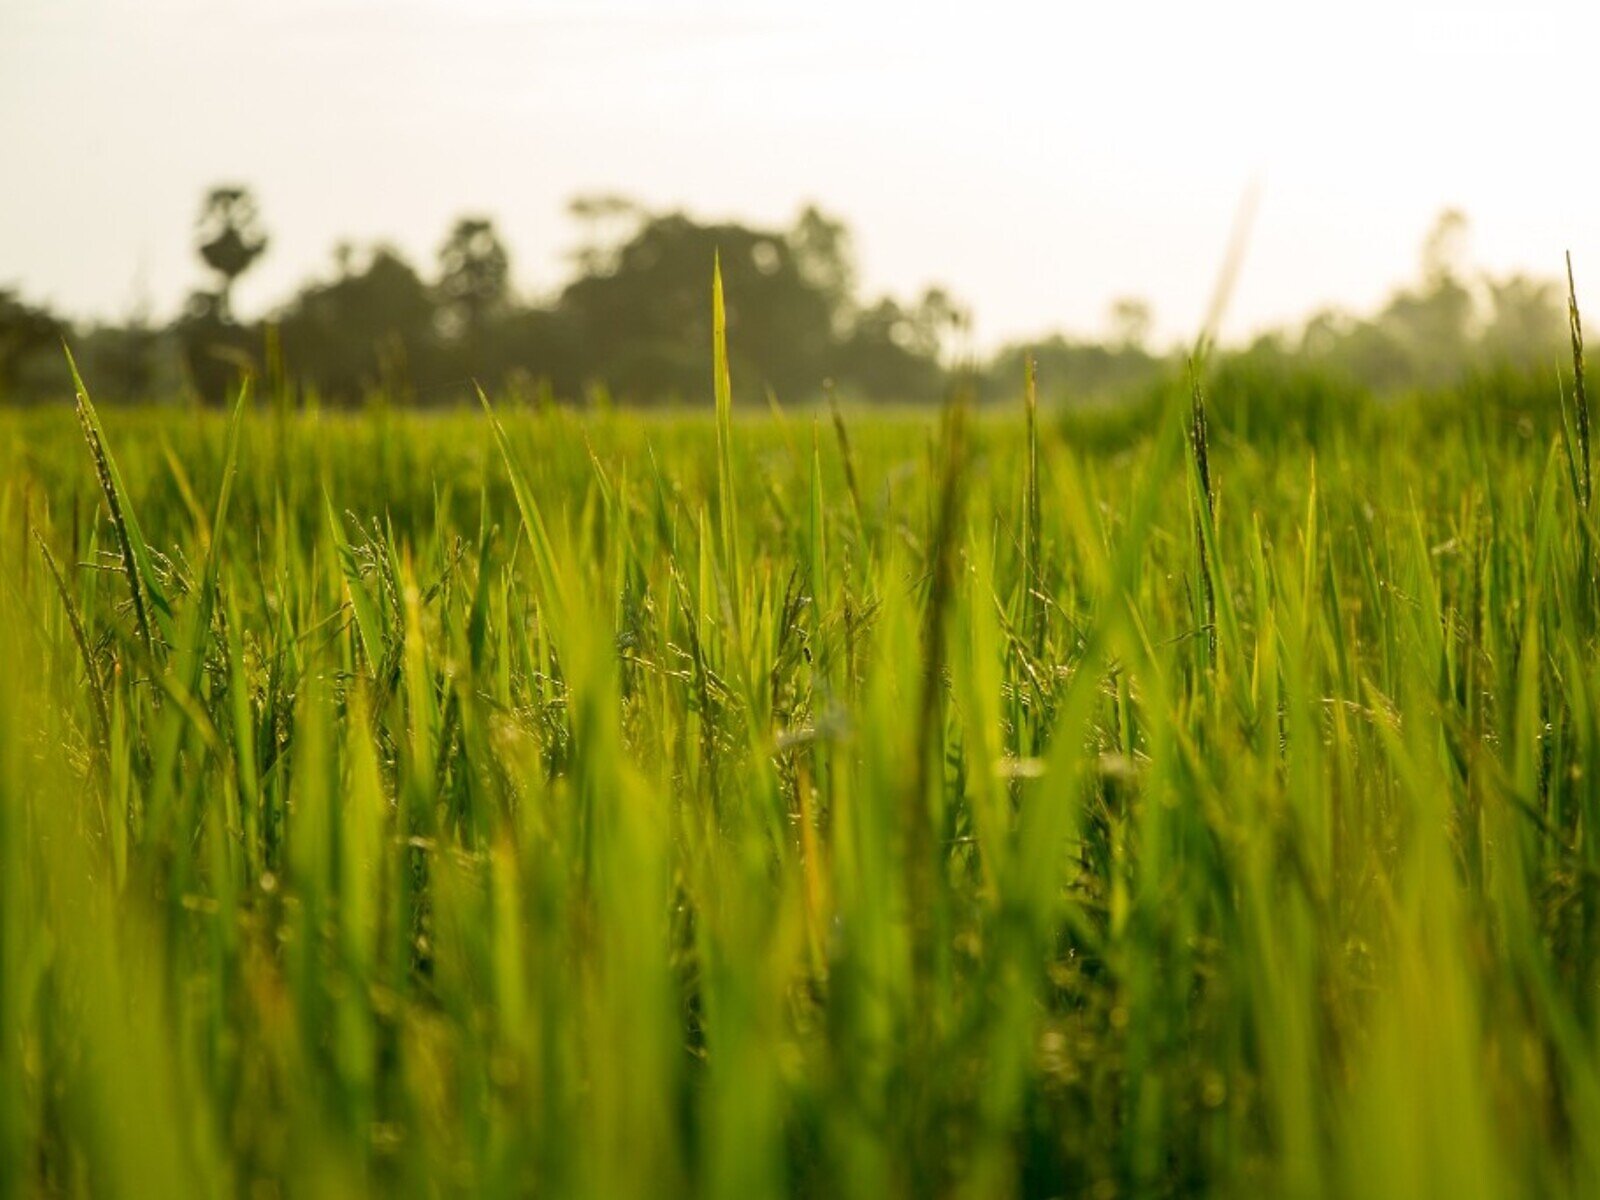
[3,281,1600,1198]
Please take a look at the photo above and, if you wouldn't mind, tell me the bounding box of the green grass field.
[5,292,1600,1197]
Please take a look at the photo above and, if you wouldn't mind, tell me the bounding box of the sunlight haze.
[4,0,1596,347]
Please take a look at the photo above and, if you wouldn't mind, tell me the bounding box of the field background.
[3,335,1600,1197]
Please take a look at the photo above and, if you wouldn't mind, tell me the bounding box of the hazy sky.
[4,0,1598,348]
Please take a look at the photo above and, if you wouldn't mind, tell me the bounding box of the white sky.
[3,0,1598,348]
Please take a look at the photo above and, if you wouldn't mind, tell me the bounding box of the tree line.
[0,194,1574,408]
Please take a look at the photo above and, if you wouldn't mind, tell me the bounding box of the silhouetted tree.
[17,194,1578,414]
[1293,210,1504,393]
[196,186,269,322]
[0,290,63,402]
[909,286,971,364]
[555,212,842,402]
[81,320,160,403]
[1107,297,1154,350]
[277,243,437,403]
[175,287,258,404]
[789,205,857,328]
[437,217,510,339]
[1481,274,1563,368]
[833,298,947,403]
[1373,212,1476,388]
[1421,208,1470,287]
[567,194,644,275]
[986,333,1165,405]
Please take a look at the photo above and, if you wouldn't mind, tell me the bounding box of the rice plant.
[3,274,1600,1198]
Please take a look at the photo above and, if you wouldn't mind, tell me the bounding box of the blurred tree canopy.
[0,290,62,400]
[986,210,1570,409]
[196,186,269,322]
[0,197,1582,411]
[436,217,511,341]
[276,244,437,403]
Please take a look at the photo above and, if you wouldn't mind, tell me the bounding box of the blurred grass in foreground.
[3,340,1600,1198]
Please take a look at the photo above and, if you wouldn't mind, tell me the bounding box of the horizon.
[5,0,1600,351]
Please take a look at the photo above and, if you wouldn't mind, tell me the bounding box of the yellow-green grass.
[2,328,1599,1197]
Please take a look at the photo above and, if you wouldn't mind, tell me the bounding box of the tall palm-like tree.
[196,185,268,323]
